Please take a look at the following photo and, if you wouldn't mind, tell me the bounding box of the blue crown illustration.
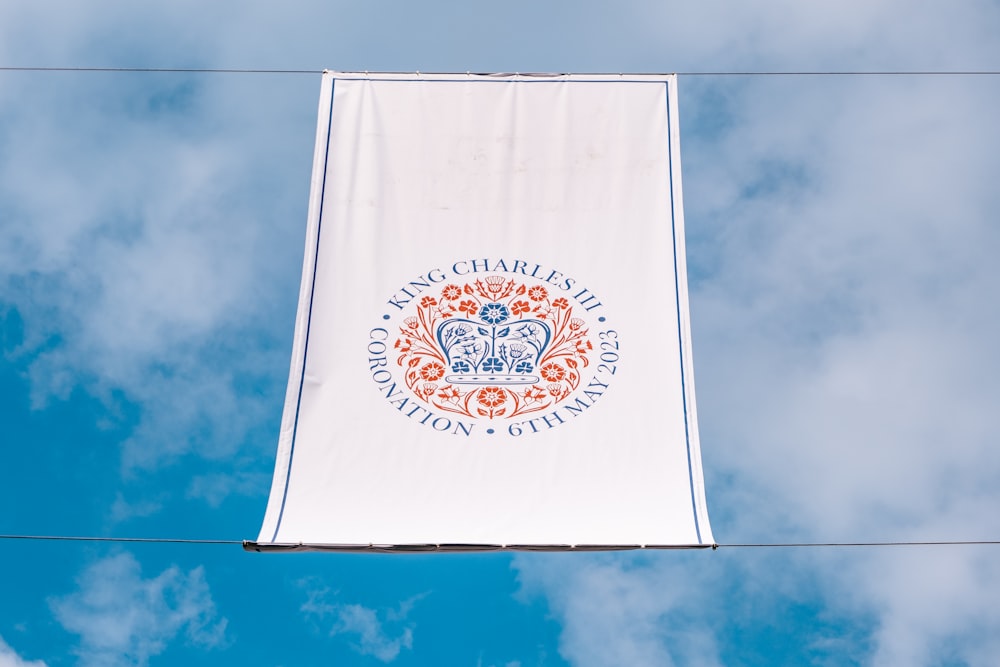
[436,302,553,385]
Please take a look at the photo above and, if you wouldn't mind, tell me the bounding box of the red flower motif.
[419,362,445,381]
[420,296,438,308]
[477,387,506,408]
[527,285,548,301]
[540,363,566,382]
[458,299,478,316]
[552,297,569,309]
[483,275,506,295]
[511,300,530,316]
[441,284,462,300]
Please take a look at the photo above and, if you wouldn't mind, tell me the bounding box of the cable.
[0,534,240,545]
[2,534,999,549]
[1,67,1000,76]
[0,66,318,74]
[713,540,1000,549]
[678,70,1000,76]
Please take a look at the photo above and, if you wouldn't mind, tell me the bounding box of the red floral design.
[477,387,506,408]
[483,275,507,295]
[540,363,566,382]
[527,285,548,301]
[389,275,597,421]
[419,362,445,381]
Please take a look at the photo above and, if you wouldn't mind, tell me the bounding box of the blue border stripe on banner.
[666,83,703,544]
[272,80,337,542]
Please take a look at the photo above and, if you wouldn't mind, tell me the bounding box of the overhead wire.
[1,67,1000,76]
[1,535,999,550]
[0,534,241,545]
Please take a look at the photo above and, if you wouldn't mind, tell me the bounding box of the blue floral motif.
[479,303,511,325]
[515,361,534,374]
[482,357,504,373]
[451,360,471,373]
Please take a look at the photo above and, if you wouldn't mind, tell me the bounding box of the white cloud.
[108,492,164,523]
[301,589,424,663]
[677,46,1000,667]
[515,554,722,667]
[476,658,522,667]
[0,637,47,667]
[0,1,318,479]
[0,61,308,474]
[846,547,1000,666]
[332,605,413,663]
[632,0,1000,72]
[185,470,269,508]
[512,2,1000,667]
[50,552,228,667]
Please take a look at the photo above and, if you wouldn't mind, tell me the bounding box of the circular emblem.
[367,259,618,437]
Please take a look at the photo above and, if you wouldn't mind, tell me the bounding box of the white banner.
[253,72,713,550]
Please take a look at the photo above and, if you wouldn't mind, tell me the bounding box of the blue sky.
[3,1,1000,665]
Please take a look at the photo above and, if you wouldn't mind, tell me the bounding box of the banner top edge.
[321,70,677,82]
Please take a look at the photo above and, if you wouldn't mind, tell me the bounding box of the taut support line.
[2,67,1000,77]
[2,535,998,549]
[0,534,240,545]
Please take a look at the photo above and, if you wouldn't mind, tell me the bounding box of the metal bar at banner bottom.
[242,541,715,553]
